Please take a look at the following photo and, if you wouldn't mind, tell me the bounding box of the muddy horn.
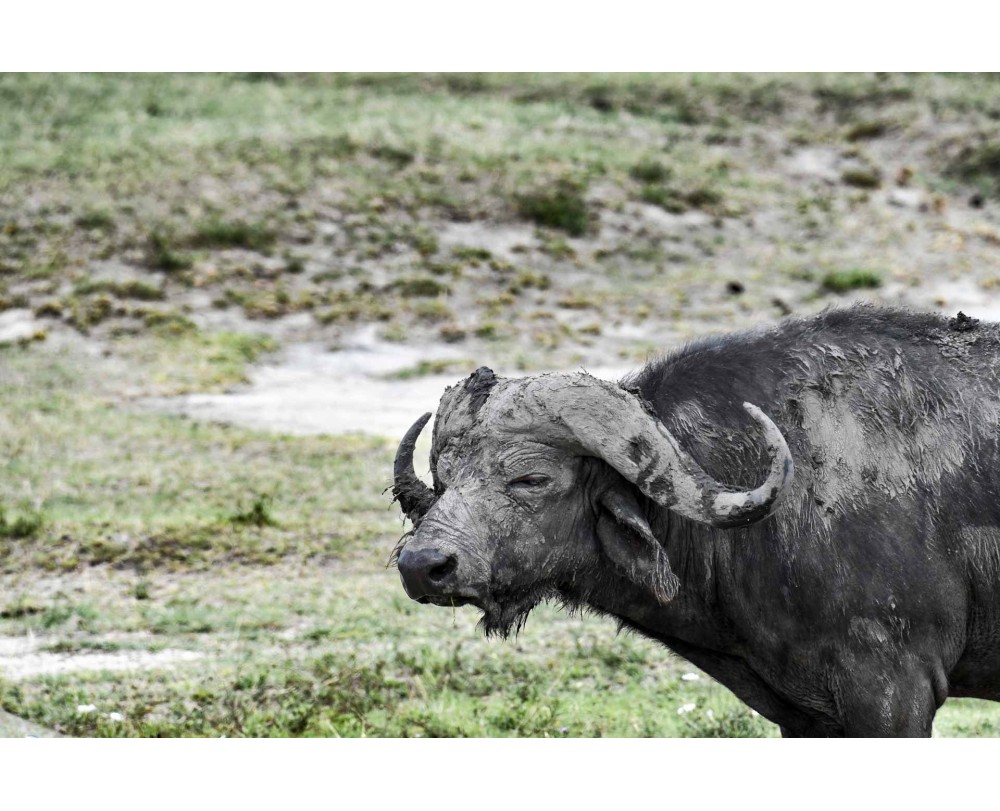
[393,412,437,523]
[520,376,793,529]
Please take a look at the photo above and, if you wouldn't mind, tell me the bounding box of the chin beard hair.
[477,583,576,639]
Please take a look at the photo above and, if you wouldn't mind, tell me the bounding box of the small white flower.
[76,704,96,714]
[706,709,715,719]
[677,702,696,715]
[681,673,700,681]
[108,712,124,722]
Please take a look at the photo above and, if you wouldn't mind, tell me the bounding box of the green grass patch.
[841,168,882,189]
[0,345,396,574]
[946,140,1000,198]
[516,179,591,237]
[384,359,473,380]
[74,279,165,301]
[190,219,277,252]
[123,329,277,394]
[820,268,882,294]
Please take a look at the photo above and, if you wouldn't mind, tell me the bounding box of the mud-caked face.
[392,367,793,636]
[397,422,601,636]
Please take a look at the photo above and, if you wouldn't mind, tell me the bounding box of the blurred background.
[0,73,998,736]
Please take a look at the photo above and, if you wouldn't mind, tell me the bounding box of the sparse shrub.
[508,271,551,294]
[641,184,724,214]
[841,168,881,189]
[681,707,770,738]
[66,295,117,331]
[516,179,591,237]
[451,246,492,264]
[844,120,890,142]
[640,185,688,213]
[143,310,196,335]
[394,276,450,298]
[368,143,416,168]
[412,299,453,322]
[74,209,116,231]
[0,506,45,540]
[629,159,672,184]
[439,324,467,343]
[146,231,192,271]
[283,255,306,274]
[75,279,165,301]
[409,228,439,257]
[821,268,882,293]
[230,494,278,529]
[538,235,576,260]
[474,322,500,340]
[191,219,276,252]
[946,141,1000,198]
[33,300,64,319]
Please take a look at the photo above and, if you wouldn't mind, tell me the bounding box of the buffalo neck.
[590,510,744,655]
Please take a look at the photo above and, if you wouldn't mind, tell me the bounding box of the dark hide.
[394,305,1000,737]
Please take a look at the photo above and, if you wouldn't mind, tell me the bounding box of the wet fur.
[400,305,1000,735]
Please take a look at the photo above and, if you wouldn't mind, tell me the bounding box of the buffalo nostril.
[428,555,457,583]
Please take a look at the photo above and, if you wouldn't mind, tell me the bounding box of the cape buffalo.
[391,305,1000,737]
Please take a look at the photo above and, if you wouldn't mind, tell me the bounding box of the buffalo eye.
[507,473,551,490]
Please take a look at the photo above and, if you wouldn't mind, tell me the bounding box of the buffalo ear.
[597,486,679,605]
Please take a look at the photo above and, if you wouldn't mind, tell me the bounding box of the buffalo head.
[392,366,793,636]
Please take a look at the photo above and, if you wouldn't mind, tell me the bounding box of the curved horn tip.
[392,412,437,523]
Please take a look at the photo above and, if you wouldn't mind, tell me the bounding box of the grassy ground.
[2,74,1000,736]
[3,73,1000,367]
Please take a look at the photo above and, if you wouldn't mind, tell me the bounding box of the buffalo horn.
[522,376,793,529]
[393,412,437,523]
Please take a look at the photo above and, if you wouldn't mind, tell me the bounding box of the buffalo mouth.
[415,594,479,608]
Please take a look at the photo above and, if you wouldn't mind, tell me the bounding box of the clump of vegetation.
[368,143,415,169]
[841,168,881,189]
[639,184,724,214]
[629,159,673,184]
[844,120,891,142]
[516,179,591,237]
[74,209,116,231]
[142,309,197,335]
[451,246,492,264]
[191,219,276,252]
[75,279,165,301]
[821,268,882,293]
[946,140,1000,198]
[66,294,118,331]
[411,299,453,322]
[0,507,44,539]
[387,359,472,380]
[680,707,772,738]
[393,276,450,298]
[145,231,192,271]
[315,291,394,324]
[508,271,550,294]
[474,322,502,340]
[439,324,467,343]
[558,294,597,310]
[229,494,278,529]
[538,235,576,260]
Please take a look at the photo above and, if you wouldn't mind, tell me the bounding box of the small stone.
[888,188,927,211]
